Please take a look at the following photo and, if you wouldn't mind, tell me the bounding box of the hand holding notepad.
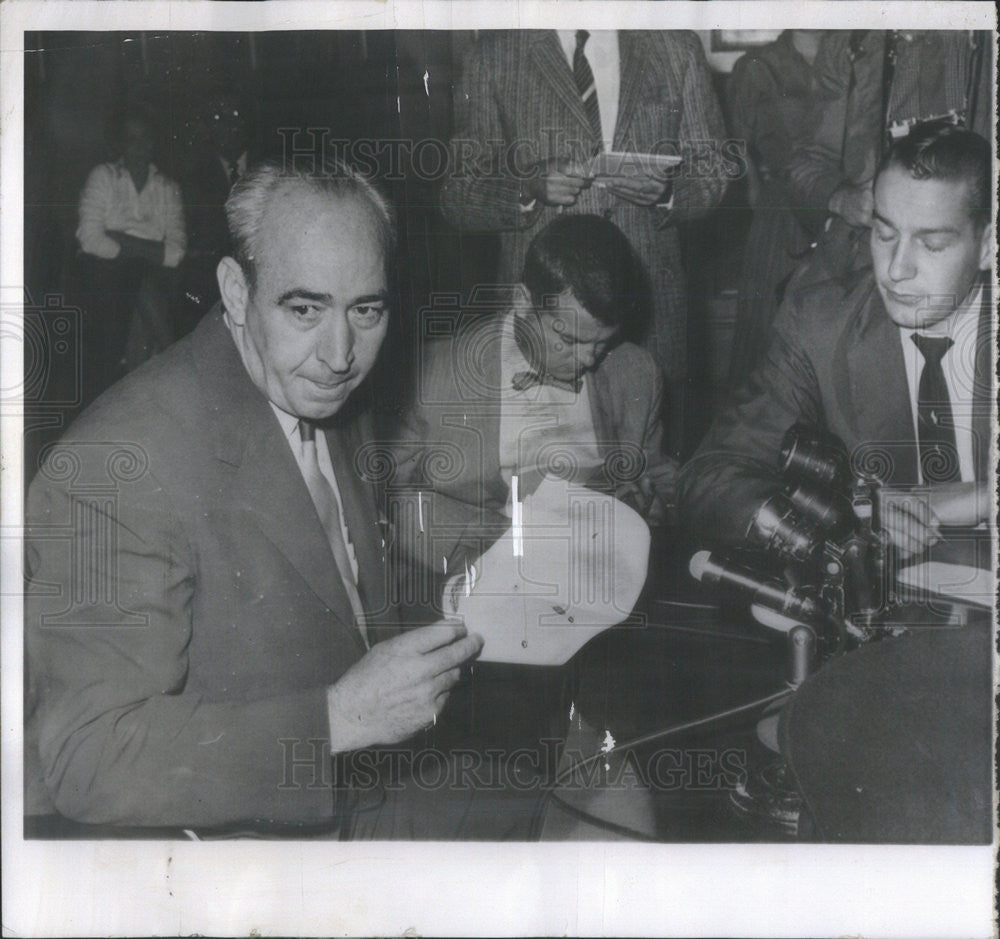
[450,476,650,666]
[584,150,682,182]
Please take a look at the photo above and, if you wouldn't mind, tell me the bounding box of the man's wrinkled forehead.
[254,183,388,274]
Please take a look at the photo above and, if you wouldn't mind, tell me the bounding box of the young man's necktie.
[912,334,960,483]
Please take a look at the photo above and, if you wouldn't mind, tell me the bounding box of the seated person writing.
[392,212,676,582]
[678,124,993,564]
[388,214,675,836]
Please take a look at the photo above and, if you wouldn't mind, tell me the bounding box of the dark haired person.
[392,212,675,579]
[181,90,258,326]
[440,29,728,450]
[388,214,673,837]
[679,124,993,557]
[75,104,186,392]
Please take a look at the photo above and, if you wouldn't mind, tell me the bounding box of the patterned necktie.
[511,370,583,394]
[911,334,959,483]
[573,30,603,148]
[298,420,369,646]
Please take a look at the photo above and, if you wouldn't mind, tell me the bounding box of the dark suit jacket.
[678,268,993,547]
[439,30,728,381]
[25,309,395,828]
[389,312,675,580]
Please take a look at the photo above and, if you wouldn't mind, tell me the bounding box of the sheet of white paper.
[454,476,650,665]
[583,149,683,180]
[896,561,994,609]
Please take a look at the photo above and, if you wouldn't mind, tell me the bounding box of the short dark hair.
[521,214,650,338]
[879,122,992,229]
[225,158,396,292]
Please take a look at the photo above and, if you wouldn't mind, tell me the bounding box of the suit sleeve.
[677,290,825,547]
[634,357,677,516]
[26,461,334,829]
[669,34,729,220]
[439,39,542,234]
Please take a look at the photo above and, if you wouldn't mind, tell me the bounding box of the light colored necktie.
[298,420,369,646]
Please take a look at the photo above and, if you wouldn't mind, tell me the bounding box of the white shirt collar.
[270,403,302,441]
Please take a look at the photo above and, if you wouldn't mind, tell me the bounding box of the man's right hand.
[879,490,942,559]
[522,158,590,207]
[827,181,874,228]
[326,621,483,752]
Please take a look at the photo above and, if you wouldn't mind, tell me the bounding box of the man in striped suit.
[440,30,728,452]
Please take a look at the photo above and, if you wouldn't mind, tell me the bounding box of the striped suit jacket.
[439,30,728,381]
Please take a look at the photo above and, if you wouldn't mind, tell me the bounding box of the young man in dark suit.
[679,124,993,558]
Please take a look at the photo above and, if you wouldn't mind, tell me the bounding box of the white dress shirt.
[76,160,187,268]
[898,285,983,484]
[269,404,360,581]
[498,312,602,513]
[556,29,620,148]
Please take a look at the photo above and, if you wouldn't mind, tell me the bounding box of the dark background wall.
[22,30,748,480]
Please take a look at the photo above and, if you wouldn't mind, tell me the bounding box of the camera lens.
[747,494,823,563]
[779,423,849,488]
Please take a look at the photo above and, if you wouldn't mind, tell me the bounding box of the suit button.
[602,208,614,219]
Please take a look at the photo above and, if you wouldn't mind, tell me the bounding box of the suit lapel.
[324,412,389,630]
[530,31,594,137]
[587,366,617,459]
[840,284,918,484]
[191,310,366,652]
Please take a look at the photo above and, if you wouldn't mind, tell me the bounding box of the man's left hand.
[608,175,671,207]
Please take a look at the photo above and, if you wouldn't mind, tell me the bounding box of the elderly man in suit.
[24,161,517,838]
[439,30,728,450]
[679,124,994,557]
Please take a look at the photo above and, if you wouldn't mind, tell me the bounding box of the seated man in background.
[387,214,674,837]
[679,123,993,559]
[392,212,675,583]
[75,103,186,394]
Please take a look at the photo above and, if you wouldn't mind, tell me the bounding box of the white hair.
[225,158,396,289]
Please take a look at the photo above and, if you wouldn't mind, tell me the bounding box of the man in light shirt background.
[75,103,187,392]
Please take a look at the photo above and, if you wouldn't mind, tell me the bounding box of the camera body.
[744,424,889,647]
